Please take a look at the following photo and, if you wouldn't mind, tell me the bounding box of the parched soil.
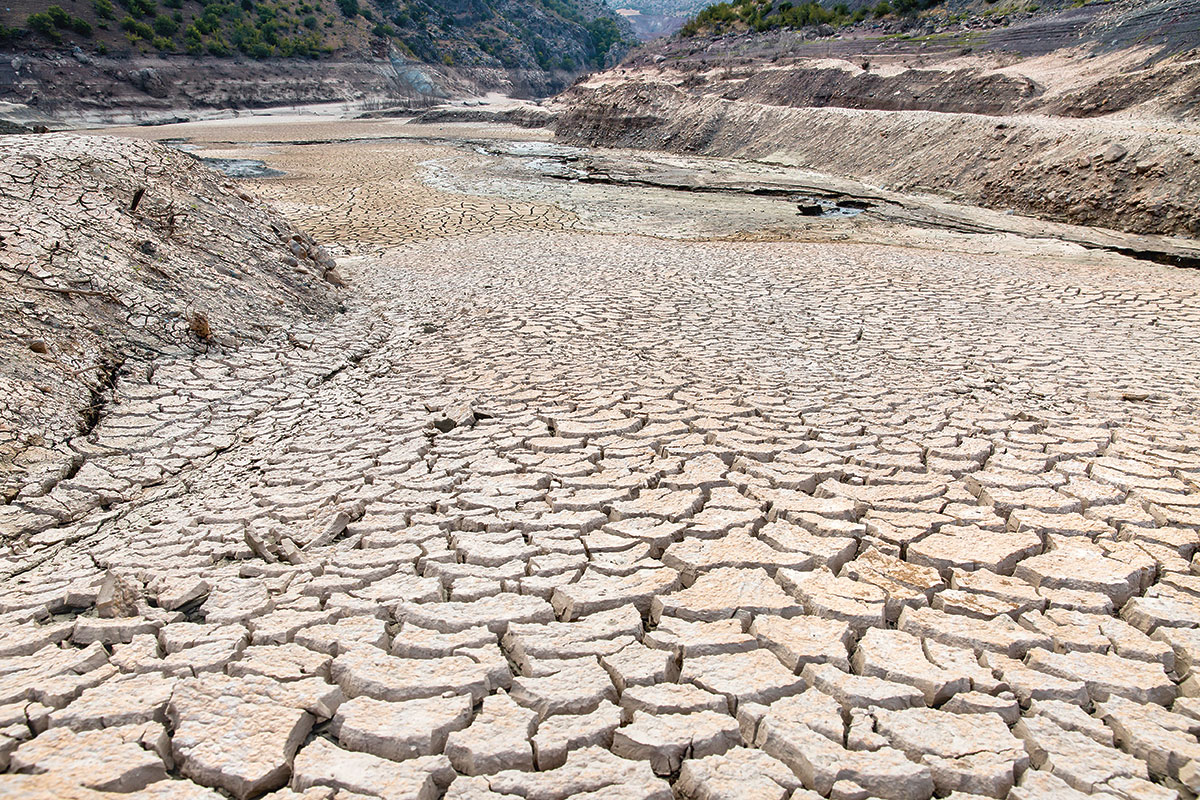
[2,119,1200,800]
[0,133,340,503]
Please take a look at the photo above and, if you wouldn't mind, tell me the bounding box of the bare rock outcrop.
[554,75,1200,238]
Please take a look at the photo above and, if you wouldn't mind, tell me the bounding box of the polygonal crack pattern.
[3,138,1200,800]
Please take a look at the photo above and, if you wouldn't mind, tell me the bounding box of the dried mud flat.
[3,117,1200,800]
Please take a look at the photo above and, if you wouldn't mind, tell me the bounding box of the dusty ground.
[3,118,1200,800]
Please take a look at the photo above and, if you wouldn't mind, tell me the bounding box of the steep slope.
[552,0,1200,237]
[0,133,340,503]
[0,0,633,115]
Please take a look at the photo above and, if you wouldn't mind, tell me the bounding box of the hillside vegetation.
[0,0,631,72]
[678,0,1094,36]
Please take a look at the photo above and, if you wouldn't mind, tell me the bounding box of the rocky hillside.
[552,0,1200,237]
[0,0,633,114]
[0,133,341,505]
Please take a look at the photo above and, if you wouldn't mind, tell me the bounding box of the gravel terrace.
[3,119,1200,800]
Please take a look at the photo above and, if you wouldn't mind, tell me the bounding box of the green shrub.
[873,0,891,16]
[153,13,179,34]
[46,5,71,26]
[27,12,61,40]
[336,0,358,16]
[303,14,317,27]
[120,15,155,37]
[94,0,116,18]
[184,22,203,48]
[127,0,158,17]
[0,23,18,42]
[585,15,623,61]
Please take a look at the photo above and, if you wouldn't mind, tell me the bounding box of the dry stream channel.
[5,113,1200,800]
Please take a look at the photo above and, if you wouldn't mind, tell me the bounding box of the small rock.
[1102,144,1128,163]
[96,571,141,619]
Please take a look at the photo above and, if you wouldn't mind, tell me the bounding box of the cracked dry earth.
[5,128,1200,800]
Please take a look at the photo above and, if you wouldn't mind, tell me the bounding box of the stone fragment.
[1014,545,1150,606]
[620,683,729,721]
[1126,586,1200,634]
[756,690,844,742]
[293,615,388,655]
[154,577,211,611]
[676,747,802,800]
[802,663,924,711]
[980,652,1089,706]
[1098,694,1200,788]
[758,520,858,572]
[600,641,675,692]
[1154,627,1200,679]
[509,658,617,718]
[1013,714,1148,794]
[72,616,160,645]
[1008,769,1093,800]
[0,621,72,658]
[10,725,167,792]
[501,606,640,670]
[486,745,672,799]
[612,710,741,775]
[550,567,681,620]
[644,617,757,658]
[873,706,1029,797]
[852,627,969,705]
[331,648,490,702]
[292,737,443,798]
[650,567,803,623]
[1025,649,1176,705]
[332,694,473,760]
[123,779,230,799]
[398,594,554,634]
[661,532,814,583]
[907,525,1041,576]
[898,606,1050,658]
[169,676,314,799]
[394,624,495,659]
[532,700,622,770]
[840,548,944,622]
[755,714,933,800]
[96,572,142,618]
[200,578,274,625]
[228,643,331,682]
[941,691,1020,724]
[248,609,339,646]
[48,672,176,731]
[445,690,538,775]
[749,614,853,673]
[777,568,886,632]
[682,649,807,710]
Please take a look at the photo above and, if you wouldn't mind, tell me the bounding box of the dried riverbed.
[4,116,1200,800]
